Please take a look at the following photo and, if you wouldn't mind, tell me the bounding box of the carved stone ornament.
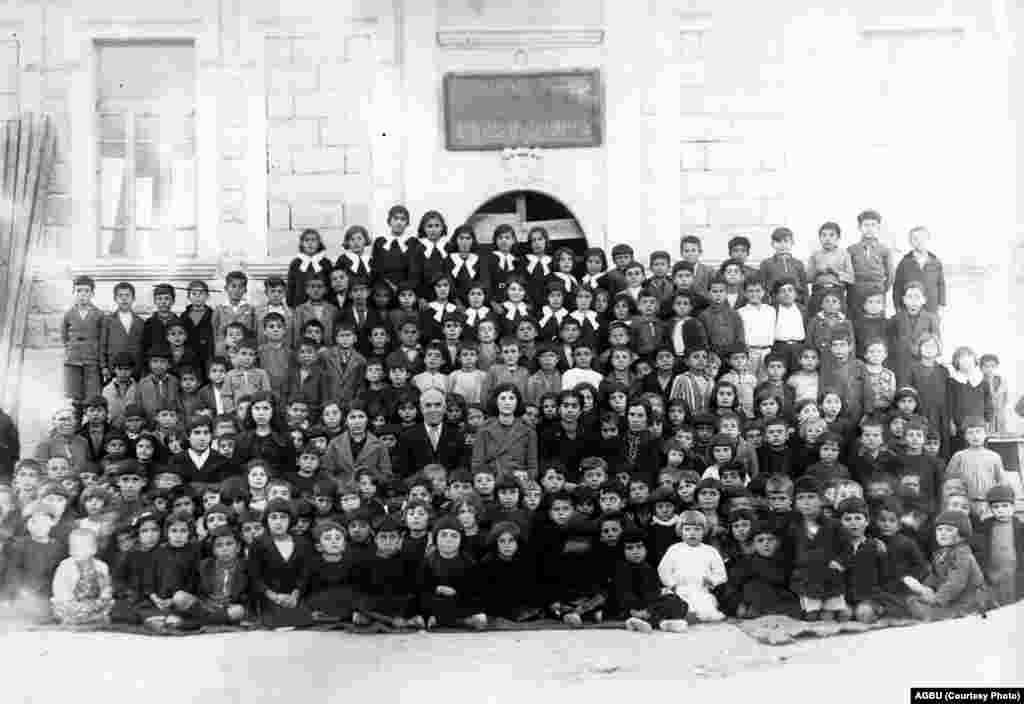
[500,147,544,187]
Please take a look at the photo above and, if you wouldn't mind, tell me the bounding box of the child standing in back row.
[212,272,256,350]
[847,210,895,323]
[806,222,854,316]
[944,417,1006,521]
[63,276,105,402]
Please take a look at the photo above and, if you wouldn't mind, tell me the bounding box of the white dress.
[657,541,727,620]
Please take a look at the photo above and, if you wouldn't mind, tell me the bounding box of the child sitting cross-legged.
[731,521,799,619]
[785,476,850,622]
[476,521,541,624]
[657,510,728,622]
[612,527,689,633]
[419,516,488,630]
[351,516,424,630]
[907,510,987,622]
[194,525,249,626]
[50,527,114,626]
[534,490,607,626]
[835,497,887,624]
[306,521,356,624]
[247,499,315,629]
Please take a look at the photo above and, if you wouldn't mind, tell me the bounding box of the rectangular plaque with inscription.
[443,70,602,151]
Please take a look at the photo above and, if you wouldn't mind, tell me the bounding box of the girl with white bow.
[546,246,580,303]
[523,226,553,306]
[335,225,374,281]
[486,223,523,303]
[419,273,461,344]
[411,210,451,299]
[286,228,333,308]
[372,204,418,290]
[447,224,489,304]
[496,276,533,338]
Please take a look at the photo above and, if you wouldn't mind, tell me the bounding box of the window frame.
[93,39,199,261]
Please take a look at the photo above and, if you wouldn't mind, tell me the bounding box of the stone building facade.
[1,0,1020,445]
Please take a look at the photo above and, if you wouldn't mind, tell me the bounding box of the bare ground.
[1,602,1019,704]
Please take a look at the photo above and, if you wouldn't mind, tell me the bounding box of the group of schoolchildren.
[0,205,1020,634]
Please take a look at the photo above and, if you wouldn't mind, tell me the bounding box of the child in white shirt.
[657,510,727,621]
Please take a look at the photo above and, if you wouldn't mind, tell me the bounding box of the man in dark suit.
[394,388,466,479]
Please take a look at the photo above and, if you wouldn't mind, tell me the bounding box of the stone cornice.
[859,23,966,40]
[677,11,712,34]
[436,26,604,50]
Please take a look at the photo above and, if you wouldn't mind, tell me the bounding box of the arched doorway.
[466,190,588,257]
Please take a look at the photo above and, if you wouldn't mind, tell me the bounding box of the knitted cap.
[432,515,463,539]
[793,475,822,497]
[680,510,707,528]
[837,497,869,517]
[264,498,294,521]
[495,475,521,492]
[696,478,723,495]
[649,486,678,506]
[376,515,402,535]
[750,520,780,539]
[934,510,972,538]
[204,503,233,519]
[621,526,647,545]
[208,525,237,541]
[985,484,1016,505]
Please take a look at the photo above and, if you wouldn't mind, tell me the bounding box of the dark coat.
[322,432,392,484]
[100,311,146,376]
[62,304,105,366]
[287,256,333,308]
[180,305,215,371]
[394,423,467,479]
[168,451,232,485]
[283,364,329,410]
[611,559,663,617]
[879,532,929,595]
[476,551,539,617]
[731,553,798,615]
[784,516,845,599]
[538,424,598,482]
[141,312,181,362]
[152,543,201,598]
[848,448,901,486]
[235,430,292,475]
[247,534,316,597]
[973,517,1024,597]
[838,538,886,604]
[350,551,420,615]
[197,557,249,604]
[2,536,65,598]
[533,518,603,604]
[112,546,160,604]
[893,251,946,313]
[0,407,19,481]
[306,555,356,617]
[418,551,480,620]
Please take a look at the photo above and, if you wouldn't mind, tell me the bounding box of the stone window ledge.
[33,258,299,282]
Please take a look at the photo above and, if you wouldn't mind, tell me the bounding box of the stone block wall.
[265,29,376,257]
